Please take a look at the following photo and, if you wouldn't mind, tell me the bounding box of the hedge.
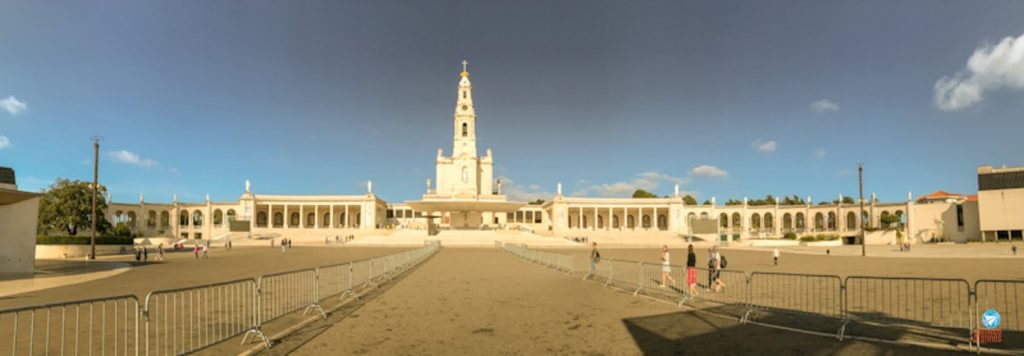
[37,235,133,245]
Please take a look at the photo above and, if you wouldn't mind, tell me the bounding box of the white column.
[284,205,289,229]
[654,207,659,230]
[315,205,320,229]
[607,206,611,231]
[577,206,583,230]
[345,205,349,228]
[626,207,634,232]
[330,205,334,229]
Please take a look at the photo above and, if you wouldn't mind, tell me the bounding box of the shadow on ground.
[622,306,965,355]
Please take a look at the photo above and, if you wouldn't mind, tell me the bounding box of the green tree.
[682,194,697,205]
[724,198,743,206]
[831,196,855,205]
[702,199,713,205]
[880,213,902,229]
[632,189,658,198]
[529,199,546,205]
[38,178,112,236]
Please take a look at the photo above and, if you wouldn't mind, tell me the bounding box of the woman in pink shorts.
[686,244,698,296]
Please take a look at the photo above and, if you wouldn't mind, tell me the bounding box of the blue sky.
[1,0,1023,204]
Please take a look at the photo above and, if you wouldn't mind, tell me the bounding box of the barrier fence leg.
[633,262,643,296]
[341,262,358,301]
[837,284,848,340]
[241,284,271,350]
[303,269,327,320]
[740,275,754,324]
[604,258,614,288]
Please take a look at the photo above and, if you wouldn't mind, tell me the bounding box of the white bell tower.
[452,59,477,158]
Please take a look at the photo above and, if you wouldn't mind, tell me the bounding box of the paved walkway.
[288,249,959,355]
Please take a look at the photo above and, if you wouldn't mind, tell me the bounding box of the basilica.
[102,62,1018,245]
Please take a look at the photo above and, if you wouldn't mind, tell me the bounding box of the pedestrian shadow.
[621,308,963,356]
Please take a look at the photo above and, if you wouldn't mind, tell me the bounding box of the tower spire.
[461,59,469,77]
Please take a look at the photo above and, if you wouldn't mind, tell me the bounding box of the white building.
[102,62,1003,245]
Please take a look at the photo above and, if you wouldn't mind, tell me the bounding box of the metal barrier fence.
[845,277,972,330]
[259,269,320,324]
[0,295,140,356]
[501,244,1021,351]
[144,278,259,355]
[747,272,844,320]
[1,242,440,355]
[975,280,1023,332]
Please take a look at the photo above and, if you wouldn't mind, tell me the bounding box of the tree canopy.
[38,178,112,236]
[682,194,697,205]
[632,189,658,198]
[529,199,546,205]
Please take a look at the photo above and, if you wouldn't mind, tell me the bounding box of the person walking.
[686,244,698,297]
[157,244,165,261]
[711,246,726,293]
[1013,245,1018,256]
[143,246,149,261]
[588,242,601,278]
[202,244,209,259]
[660,245,676,288]
[193,244,200,260]
[772,248,780,266]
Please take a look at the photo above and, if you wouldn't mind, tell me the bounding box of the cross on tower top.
[462,59,468,71]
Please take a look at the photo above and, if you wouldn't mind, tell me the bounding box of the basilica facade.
[104,62,993,245]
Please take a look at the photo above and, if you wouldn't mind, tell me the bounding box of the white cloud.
[690,165,728,178]
[813,148,827,159]
[108,150,158,167]
[934,33,1024,111]
[0,136,9,149]
[1,96,27,116]
[809,99,840,113]
[752,139,777,153]
[497,176,552,202]
[574,171,689,197]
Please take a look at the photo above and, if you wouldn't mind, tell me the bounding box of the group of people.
[325,235,355,245]
[277,238,294,253]
[130,244,166,262]
[193,243,209,259]
[587,242,728,297]
[568,236,590,243]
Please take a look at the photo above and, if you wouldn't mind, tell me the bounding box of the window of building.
[463,91,466,99]
[525,211,533,222]
[461,123,468,137]
[534,213,542,224]
[1012,230,1023,240]
[387,209,394,218]
[181,233,188,239]
[195,233,202,240]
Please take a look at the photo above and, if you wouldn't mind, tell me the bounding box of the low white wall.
[0,195,39,276]
[748,239,800,247]
[865,230,898,245]
[801,240,843,247]
[36,244,134,259]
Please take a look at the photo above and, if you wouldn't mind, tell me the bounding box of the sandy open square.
[285,248,958,355]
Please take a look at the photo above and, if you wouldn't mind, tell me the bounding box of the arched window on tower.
[461,122,468,137]
[463,91,466,99]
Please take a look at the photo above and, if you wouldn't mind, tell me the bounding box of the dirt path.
[289,249,959,355]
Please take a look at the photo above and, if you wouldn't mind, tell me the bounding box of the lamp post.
[858,162,866,257]
[90,136,101,260]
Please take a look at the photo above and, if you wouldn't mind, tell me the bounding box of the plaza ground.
[272,249,960,355]
[2,236,1022,354]
[0,246,408,309]
[550,244,1024,283]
